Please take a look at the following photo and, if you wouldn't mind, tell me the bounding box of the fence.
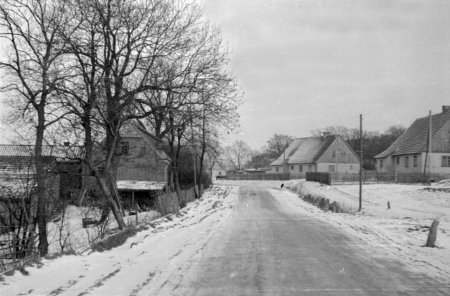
[309,171,450,185]
[226,171,450,185]
[306,172,331,185]
[0,226,38,272]
[226,173,291,181]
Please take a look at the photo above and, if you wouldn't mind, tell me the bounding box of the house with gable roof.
[269,134,360,175]
[374,106,450,175]
[85,121,170,209]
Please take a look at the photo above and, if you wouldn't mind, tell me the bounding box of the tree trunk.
[35,106,49,256]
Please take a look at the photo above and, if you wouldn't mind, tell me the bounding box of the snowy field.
[0,186,239,295]
[222,179,450,282]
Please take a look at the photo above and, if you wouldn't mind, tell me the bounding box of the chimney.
[63,141,70,146]
[442,105,450,113]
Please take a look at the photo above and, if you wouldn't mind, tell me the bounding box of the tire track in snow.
[129,272,155,296]
[76,268,121,296]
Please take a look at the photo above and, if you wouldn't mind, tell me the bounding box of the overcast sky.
[203,0,450,149]
[1,0,450,149]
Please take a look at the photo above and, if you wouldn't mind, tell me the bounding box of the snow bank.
[1,186,239,296]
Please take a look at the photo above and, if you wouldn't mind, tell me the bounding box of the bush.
[91,226,137,252]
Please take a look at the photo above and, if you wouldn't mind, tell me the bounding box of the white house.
[269,134,360,175]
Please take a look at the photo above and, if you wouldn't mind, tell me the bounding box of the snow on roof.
[375,110,450,158]
[270,135,336,166]
[116,180,166,191]
[0,144,83,159]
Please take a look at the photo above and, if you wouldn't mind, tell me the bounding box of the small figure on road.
[281,183,284,189]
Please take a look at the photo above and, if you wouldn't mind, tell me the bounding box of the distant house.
[374,106,450,175]
[269,134,360,174]
[208,160,227,180]
[87,122,170,208]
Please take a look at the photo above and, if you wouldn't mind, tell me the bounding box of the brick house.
[374,106,450,175]
[269,134,360,175]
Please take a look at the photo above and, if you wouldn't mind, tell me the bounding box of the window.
[380,159,383,168]
[396,157,400,165]
[121,141,130,155]
[405,156,409,168]
[218,171,222,176]
[276,167,279,172]
[332,150,336,158]
[98,166,105,175]
[291,165,294,170]
[413,155,418,167]
[308,164,313,172]
[299,165,303,172]
[328,165,335,172]
[442,156,450,167]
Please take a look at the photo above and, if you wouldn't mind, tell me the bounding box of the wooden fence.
[226,173,291,181]
[225,171,449,185]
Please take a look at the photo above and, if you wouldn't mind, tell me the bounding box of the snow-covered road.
[1,185,449,295]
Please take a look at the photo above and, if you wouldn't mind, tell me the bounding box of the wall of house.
[211,169,226,179]
[269,165,283,173]
[287,164,316,173]
[431,120,450,153]
[375,153,450,175]
[375,156,396,173]
[426,152,450,174]
[389,154,423,173]
[317,136,360,164]
[316,163,359,173]
[116,137,168,182]
[85,137,169,195]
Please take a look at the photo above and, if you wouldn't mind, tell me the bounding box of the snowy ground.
[46,206,161,254]
[0,186,239,295]
[2,181,449,294]
[221,179,450,283]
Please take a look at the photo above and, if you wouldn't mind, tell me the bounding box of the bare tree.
[266,134,294,158]
[0,0,72,256]
[224,140,253,171]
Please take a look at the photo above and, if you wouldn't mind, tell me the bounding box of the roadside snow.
[0,186,239,296]
[46,206,161,254]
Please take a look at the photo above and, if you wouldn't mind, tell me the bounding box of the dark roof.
[0,145,83,159]
[270,135,337,166]
[375,110,450,158]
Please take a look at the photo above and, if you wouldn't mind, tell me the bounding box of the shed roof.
[375,110,450,158]
[270,135,337,166]
[116,180,166,191]
[0,145,83,159]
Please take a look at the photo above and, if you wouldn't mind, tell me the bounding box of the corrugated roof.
[270,135,337,166]
[0,145,83,159]
[375,111,450,158]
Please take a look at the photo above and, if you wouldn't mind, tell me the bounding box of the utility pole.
[423,111,432,181]
[359,114,363,211]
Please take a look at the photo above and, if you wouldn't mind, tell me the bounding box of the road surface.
[2,185,449,295]
[185,186,449,296]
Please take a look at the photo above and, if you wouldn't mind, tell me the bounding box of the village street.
[2,185,450,295]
